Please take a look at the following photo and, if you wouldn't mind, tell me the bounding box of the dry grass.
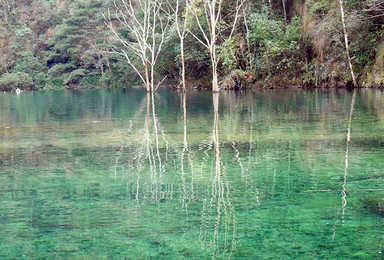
[375,43,384,67]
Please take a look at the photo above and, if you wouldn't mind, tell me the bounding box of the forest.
[1,1,384,258]
[0,0,383,91]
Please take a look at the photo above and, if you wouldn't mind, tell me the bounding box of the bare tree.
[104,0,169,92]
[168,0,190,90]
[338,0,358,87]
[188,0,246,92]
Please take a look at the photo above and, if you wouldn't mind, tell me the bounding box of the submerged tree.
[188,0,246,92]
[168,0,190,91]
[105,0,169,92]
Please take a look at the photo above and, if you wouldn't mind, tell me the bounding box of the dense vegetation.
[0,0,383,91]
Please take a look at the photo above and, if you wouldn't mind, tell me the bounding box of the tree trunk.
[151,64,155,92]
[180,38,186,91]
[339,0,358,87]
[144,62,151,92]
[212,69,219,92]
[188,0,244,92]
[282,0,287,23]
[211,44,219,92]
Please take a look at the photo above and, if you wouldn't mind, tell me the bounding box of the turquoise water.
[0,89,383,259]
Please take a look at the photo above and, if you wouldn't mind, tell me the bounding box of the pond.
[0,89,383,259]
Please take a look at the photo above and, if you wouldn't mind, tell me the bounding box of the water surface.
[0,89,384,259]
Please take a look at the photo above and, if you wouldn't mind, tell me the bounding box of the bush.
[248,11,305,81]
[308,0,330,18]
[0,72,34,91]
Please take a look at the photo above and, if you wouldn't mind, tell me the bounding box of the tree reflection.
[180,92,197,210]
[114,93,176,203]
[198,93,237,258]
[142,92,174,202]
[114,92,238,257]
[341,90,357,217]
[109,89,384,258]
[332,89,357,242]
[3,88,384,258]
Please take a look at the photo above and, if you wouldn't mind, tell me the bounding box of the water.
[0,89,383,259]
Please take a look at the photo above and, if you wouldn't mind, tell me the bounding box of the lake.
[0,89,383,259]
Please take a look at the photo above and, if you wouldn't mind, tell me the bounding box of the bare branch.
[104,0,170,92]
[186,0,247,91]
[363,0,384,19]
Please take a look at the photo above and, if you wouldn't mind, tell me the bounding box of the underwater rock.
[361,196,384,216]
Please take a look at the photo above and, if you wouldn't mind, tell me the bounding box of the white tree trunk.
[282,0,287,23]
[170,0,189,91]
[212,64,219,92]
[180,38,186,91]
[339,0,358,87]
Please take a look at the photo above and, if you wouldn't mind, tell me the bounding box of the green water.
[0,89,383,259]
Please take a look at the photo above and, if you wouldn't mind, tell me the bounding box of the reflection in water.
[114,93,175,202]
[342,90,357,217]
[1,89,384,259]
[332,90,357,242]
[114,95,148,180]
[198,94,236,258]
[180,93,195,210]
[142,93,173,202]
[114,93,238,258]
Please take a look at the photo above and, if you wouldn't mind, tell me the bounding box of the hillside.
[0,0,383,91]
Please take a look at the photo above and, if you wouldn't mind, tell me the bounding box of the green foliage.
[219,39,238,72]
[308,0,330,18]
[0,0,120,90]
[0,0,383,90]
[0,72,33,91]
[13,51,46,87]
[350,24,384,75]
[14,27,33,38]
[247,10,305,81]
[64,69,86,85]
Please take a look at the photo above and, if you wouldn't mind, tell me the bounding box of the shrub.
[0,72,34,91]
